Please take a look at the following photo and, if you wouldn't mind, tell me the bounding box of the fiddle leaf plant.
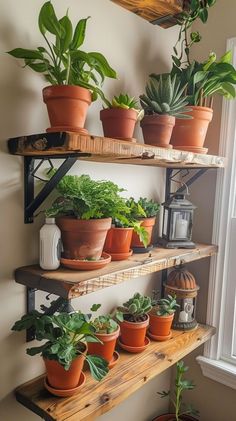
[7,1,117,102]
[12,311,108,381]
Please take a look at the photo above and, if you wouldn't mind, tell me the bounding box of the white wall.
[0,1,179,420]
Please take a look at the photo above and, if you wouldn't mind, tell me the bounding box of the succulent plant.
[109,93,139,110]
[91,315,118,334]
[140,74,191,119]
[153,294,179,316]
[116,292,152,322]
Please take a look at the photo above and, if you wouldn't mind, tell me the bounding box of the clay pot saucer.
[44,372,86,397]
[174,145,208,154]
[117,336,150,353]
[60,252,111,271]
[147,329,172,342]
[109,249,133,261]
[108,351,120,368]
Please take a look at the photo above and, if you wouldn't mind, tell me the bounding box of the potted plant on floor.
[128,197,160,251]
[7,1,116,133]
[100,93,143,141]
[12,311,109,397]
[46,173,130,267]
[152,360,199,420]
[88,304,120,368]
[148,295,179,341]
[115,292,152,352]
[140,74,190,148]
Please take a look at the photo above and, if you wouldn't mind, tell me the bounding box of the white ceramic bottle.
[39,218,61,270]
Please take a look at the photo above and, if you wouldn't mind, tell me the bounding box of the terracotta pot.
[44,344,87,390]
[104,227,133,254]
[43,85,92,133]
[131,217,156,248]
[171,106,213,151]
[88,326,120,363]
[119,315,149,347]
[100,108,137,140]
[149,312,174,337]
[152,414,198,421]
[56,216,112,260]
[140,115,175,148]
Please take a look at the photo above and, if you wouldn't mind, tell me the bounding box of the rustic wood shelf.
[8,132,225,169]
[15,324,215,421]
[15,243,217,299]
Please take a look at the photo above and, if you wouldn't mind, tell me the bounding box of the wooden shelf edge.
[15,324,216,421]
[14,244,218,299]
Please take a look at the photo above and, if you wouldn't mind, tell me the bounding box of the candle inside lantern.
[175,218,188,238]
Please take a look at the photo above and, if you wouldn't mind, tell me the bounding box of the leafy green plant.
[90,304,119,334]
[116,292,152,323]
[152,294,179,316]
[140,74,191,118]
[126,197,160,218]
[7,1,116,101]
[158,360,199,420]
[12,311,108,381]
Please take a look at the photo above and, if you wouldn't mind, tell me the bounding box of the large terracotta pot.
[100,108,137,140]
[119,315,149,347]
[171,106,213,153]
[104,227,133,254]
[56,216,111,260]
[131,217,156,248]
[149,311,174,338]
[44,344,87,390]
[152,414,198,421]
[88,326,120,363]
[43,85,92,133]
[140,114,175,148]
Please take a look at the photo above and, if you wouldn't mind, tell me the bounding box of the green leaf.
[199,8,208,23]
[86,355,108,381]
[88,52,117,79]
[7,48,43,60]
[172,55,181,68]
[27,62,48,73]
[90,304,101,312]
[219,50,232,64]
[38,1,63,38]
[58,15,73,53]
[70,17,90,50]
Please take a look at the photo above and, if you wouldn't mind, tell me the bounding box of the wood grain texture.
[110,0,184,27]
[15,324,215,421]
[8,132,225,168]
[15,244,217,299]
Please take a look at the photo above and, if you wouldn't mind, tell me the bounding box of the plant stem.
[65,53,71,85]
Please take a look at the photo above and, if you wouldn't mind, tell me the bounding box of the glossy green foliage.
[127,197,160,218]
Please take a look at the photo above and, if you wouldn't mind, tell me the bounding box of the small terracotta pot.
[131,217,156,248]
[149,312,174,337]
[104,227,133,254]
[88,326,120,363]
[100,108,137,140]
[56,216,112,260]
[171,106,213,151]
[43,85,92,133]
[44,344,87,390]
[152,414,198,421]
[141,114,175,148]
[119,315,149,347]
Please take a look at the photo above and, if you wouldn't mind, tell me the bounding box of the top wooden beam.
[8,132,225,169]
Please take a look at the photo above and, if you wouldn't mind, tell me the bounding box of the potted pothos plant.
[115,293,152,351]
[127,197,160,250]
[7,1,116,133]
[12,311,108,395]
[149,295,179,341]
[100,93,143,141]
[46,173,129,263]
[140,74,190,148]
[87,304,120,367]
[153,360,199,421]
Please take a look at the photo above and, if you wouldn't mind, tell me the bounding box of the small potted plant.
[46,173,130,266]
[140,74,190,148]
[7,1,116,133]
[153,360,199,421]
[115,292,152,352]
[12,311,108,396]
[128,197,160,250]
[88,304,120,367]
[100,93,143,141]
[149,295,179,341]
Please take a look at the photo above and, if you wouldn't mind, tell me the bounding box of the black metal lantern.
[159,193,196,248]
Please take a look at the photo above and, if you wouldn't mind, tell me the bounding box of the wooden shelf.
[110,0,188,28]
[15,243,217,299]
[8,132,225,169]
[15,324,215,421]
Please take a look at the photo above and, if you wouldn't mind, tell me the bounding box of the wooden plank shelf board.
[15,324,215,421]
[15,243,217,299]
[8,132,225,168]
